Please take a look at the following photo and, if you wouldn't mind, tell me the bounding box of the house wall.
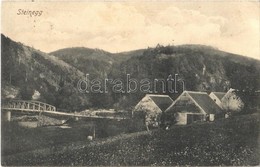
[189,113,206,123]
[165,94,205,125]
[175,113,206,125]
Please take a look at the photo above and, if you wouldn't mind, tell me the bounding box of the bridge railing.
[2,100,56,112]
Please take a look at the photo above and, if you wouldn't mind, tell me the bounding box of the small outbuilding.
[133,94,173,128]
[165,91,223,125]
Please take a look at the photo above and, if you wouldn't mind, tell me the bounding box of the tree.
[221,89,244,115]
[133,97,162,130]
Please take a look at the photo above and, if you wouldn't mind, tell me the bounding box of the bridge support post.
[3,111,11,122]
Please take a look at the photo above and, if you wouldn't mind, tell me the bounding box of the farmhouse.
[209,92,226,108]
[133,94,173,128]
[164,91,223,125]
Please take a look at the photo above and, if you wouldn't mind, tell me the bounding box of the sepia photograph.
[1,0,260,166]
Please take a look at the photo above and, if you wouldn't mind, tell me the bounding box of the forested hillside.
[108,44,260,109]
[1,35,90,111]
[2,34,260,111]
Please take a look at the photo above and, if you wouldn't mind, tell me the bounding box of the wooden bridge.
[2,100,128,121]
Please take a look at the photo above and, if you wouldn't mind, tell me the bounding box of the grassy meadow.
[2,112,259,166]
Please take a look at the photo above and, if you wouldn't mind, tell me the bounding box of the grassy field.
[1,118,132,156]
[2,113,260,166]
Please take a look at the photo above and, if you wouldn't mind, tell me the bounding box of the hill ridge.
[2,33,260,111]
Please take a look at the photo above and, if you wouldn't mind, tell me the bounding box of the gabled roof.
[146,94,174,112]
[188,92,223,114]
[166,91,222,114]
[211,92,226,100]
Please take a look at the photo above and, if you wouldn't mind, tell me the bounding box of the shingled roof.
[211,92,226,100]
[166,91,223,114]
[147,94,174,112]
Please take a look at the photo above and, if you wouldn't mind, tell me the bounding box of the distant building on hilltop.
[133,94,173,129]
[209,92,226,108]
[165,91,223,125]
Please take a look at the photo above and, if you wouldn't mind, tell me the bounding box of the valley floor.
[2,112,260,166]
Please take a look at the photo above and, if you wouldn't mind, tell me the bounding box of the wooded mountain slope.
[2,34,260,111]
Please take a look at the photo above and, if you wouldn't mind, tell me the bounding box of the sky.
[1,1,260,59]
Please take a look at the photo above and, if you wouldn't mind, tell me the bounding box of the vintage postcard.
[1,0,259,166]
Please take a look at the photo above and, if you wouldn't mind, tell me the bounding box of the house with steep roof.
[209,92,226,108]
[164,91,223,125]
[133,94,173,128]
